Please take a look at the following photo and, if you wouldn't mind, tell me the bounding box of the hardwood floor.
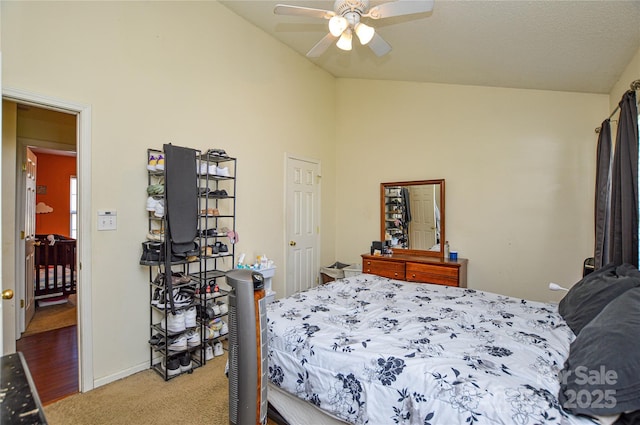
[16,325,79,406]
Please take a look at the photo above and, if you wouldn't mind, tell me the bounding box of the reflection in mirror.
[381,179,445,258]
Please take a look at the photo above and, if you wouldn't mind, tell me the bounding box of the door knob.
[2,289,14,300]
[289,241,297,246]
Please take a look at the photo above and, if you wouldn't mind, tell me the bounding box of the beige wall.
[2,1,336,383]
[334,79,609,302]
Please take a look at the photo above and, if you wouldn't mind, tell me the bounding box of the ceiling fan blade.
[274,4,335,19]
[307,33,338,58]
[368,33,392,57]
[367,0,434,19]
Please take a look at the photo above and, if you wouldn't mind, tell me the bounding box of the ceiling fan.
[274,0,434,58]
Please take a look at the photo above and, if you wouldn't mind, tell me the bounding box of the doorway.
[284,155,321,297]
[16,104,79,403]
[2,88,94,395]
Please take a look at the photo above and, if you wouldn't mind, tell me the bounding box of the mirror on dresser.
[380,179,445,258]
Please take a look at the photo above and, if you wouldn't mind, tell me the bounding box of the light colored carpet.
[22,298,77,337]
[44,354,231,425]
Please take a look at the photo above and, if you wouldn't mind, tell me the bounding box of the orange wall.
[35,153,77,237]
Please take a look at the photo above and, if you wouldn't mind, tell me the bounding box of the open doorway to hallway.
[10,102,79,403]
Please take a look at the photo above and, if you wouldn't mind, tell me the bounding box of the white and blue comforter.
[266,274,595,425]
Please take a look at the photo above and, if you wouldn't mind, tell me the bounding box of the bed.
[34,234,77,299]
[266,271,640,425]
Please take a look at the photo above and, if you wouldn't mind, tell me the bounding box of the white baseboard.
[92,361,149,389]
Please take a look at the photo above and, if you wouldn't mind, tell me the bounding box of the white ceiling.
[220,0,640,94]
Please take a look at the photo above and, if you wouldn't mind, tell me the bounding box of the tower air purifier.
[226,269,268,425]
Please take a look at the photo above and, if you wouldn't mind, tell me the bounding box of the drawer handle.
[412,274,416,278]
[366,261,371,265]
[394,273,398,277]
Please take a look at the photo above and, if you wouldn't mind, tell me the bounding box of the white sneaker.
[213,342,224,357]
[184,307,197,328]
[155,155,165,171]
[154,199,165,218]
[167,334,187,352]
[216,166,230,177]
[186,329,200,348]
[160,311,186,334]
[220,321,229,336]
[197,161,208,176]
[146,196,159,211]
[212,304,221,316]
[217,302,228,315]
[156,289,191,309]
[208,164,218,175]
[205,343,214,360]
[147,155,158,172]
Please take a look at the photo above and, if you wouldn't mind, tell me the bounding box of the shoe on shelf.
[146,230,164,242]
[213,342,224,357]
[197,161,209,176]
[217,301,228,315]
[160,310,186,334]
[220,320,229,336]
[171,272,192,285]
[204,324,217,340]
[146,196,159,211]
[216,166,230,177]
[149,333,164,346]
[155,289,191,309]
[212,304,221,316]
[210,318,222,332]
[167,334,187,352]
[195,343,214,362]
[201,245,213,257]
[154,199,165,218]
[155,155,165,171]
[179,352,192,372]
[151,288,162,306]
[147,155,158,171]
[161,357,181,377]
[206,148,228,158]
[184,306,197,328]
[185,329,200,348]
[146,184,164,196]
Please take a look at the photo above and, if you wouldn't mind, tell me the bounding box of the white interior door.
[285,156,320,297]
[24,148,37,330]
[408,185,437,250]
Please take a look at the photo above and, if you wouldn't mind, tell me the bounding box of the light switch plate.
[97,210,117,231]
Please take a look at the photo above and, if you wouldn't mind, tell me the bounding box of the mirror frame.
[380,179,445,258]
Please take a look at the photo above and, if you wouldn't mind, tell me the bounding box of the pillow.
[558,263,640,335]
[558,286,640,417]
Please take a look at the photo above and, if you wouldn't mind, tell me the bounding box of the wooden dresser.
[362,253,468,287]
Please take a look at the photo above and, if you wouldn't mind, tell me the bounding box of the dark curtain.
[594,119,612,268]
[607,90,639,267]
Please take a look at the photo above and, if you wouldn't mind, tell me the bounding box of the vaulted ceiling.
[221,0,640,94]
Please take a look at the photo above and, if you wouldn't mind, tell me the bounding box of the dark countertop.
[1,352,47,424]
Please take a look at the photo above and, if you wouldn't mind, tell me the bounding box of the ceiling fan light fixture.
[336,29,353,51]
[328,15,349,37]
[354,22,375,45]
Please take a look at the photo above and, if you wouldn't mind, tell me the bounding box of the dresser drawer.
[406,262,459,286]
[363,258,406,280]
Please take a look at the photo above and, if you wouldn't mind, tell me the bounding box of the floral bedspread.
[266,274,595,425]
